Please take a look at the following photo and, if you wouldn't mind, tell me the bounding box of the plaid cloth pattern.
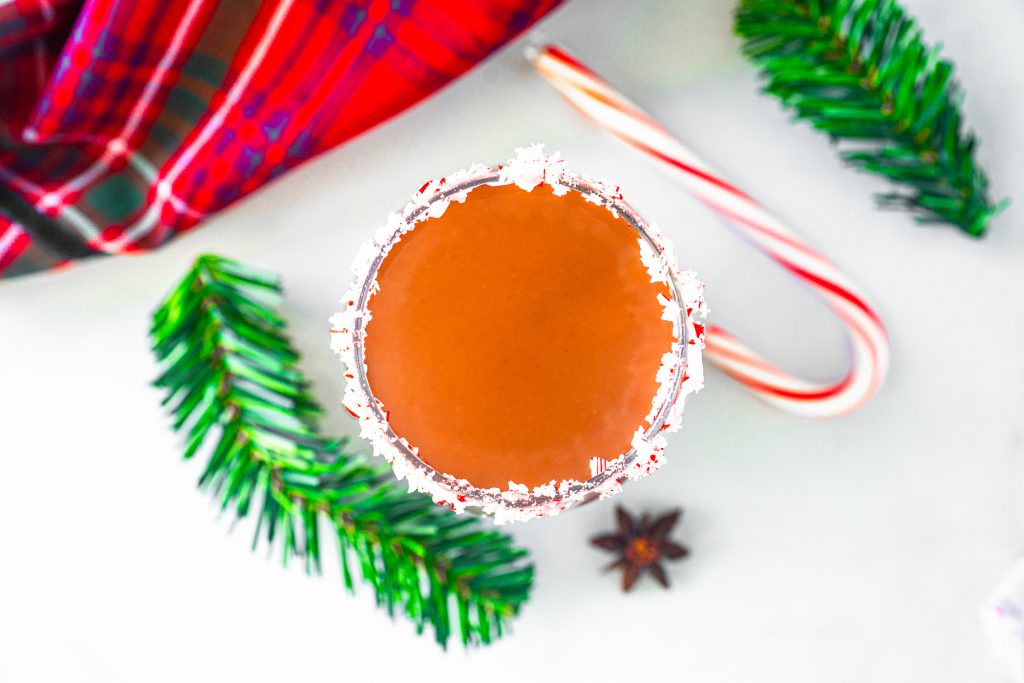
[0,0,561,279]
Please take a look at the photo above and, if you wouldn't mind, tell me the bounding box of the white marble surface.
[2,1,1023,680]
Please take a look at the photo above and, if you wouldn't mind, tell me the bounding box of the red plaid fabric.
[0,0,561,279]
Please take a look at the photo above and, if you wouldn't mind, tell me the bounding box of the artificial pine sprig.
[735,0,1007,235]
[151,254,532,648]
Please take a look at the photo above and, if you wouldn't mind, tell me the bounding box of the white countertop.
[2,0,1023,680]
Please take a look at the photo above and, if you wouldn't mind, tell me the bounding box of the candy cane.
[528,44,889,417]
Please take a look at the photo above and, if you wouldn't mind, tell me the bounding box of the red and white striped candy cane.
[529,44,889,418]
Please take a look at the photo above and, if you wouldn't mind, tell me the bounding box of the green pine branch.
[150,254,532,648]
[735,0,1007,236]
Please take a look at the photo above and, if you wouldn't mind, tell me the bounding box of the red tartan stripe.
[27,0,218,144]
[0,0,66,49]
[165,0,559,215]
[270,0,397,148]
[0,222,30,271]
[0,0,562,278]
[150,0,304,217]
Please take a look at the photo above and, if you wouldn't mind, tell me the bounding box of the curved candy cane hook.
[528,44,889,417]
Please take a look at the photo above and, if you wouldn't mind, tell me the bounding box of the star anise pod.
[591,506,689,592]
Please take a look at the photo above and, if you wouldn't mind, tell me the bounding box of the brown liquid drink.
[364,183,675,490]
[331,148,704,521]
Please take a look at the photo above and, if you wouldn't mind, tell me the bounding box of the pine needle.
[150,254,533,648]
[735,0,1007,235]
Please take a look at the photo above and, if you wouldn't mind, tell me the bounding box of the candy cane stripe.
[530,45,890,418]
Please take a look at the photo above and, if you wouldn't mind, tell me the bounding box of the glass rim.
[346,165,690,517]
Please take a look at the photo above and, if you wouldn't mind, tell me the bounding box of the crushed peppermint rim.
[330,145,706,523]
